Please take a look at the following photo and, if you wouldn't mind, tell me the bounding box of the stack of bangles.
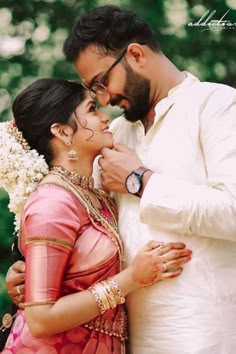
[89,278,125,315]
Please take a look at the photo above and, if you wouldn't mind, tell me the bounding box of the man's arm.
[6,260,25,306]
[99,87,236,242]
[140,87,236,241]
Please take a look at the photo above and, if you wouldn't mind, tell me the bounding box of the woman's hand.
[129,240,192,288]
[5,260,25,307]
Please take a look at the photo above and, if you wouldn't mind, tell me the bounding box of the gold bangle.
[108,278,125,304]
[89,285,107,315]
[95,283,111,311]
[101,281,117,309]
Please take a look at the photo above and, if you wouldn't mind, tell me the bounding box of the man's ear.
[50,123,74,145]
[126,43,146,66]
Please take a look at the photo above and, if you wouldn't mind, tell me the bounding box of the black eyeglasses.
[82,41,149,97]
[86,47,127,96]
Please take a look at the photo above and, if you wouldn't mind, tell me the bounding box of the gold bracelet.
[89,279,125,315]
[108,278,126,304]
[89,285,107,315]
[95,283,111,312]
[101,281,117,309]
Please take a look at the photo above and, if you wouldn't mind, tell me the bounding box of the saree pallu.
[2,307,126,354]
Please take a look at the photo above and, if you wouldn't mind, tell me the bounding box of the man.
[6,5,236,354]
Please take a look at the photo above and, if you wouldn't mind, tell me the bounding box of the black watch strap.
[133,167,150,179]
[133,167,150,197]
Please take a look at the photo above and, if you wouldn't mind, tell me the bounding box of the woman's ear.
[50,123,74,145]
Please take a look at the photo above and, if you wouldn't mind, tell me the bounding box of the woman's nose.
[100,111,111,124]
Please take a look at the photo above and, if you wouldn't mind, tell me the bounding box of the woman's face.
[72,93,113,157]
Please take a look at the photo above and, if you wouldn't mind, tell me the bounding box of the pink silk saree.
[2,184,127,354]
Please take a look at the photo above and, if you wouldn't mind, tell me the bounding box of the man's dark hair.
[63,5,160,62]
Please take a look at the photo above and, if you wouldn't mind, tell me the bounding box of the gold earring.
[66,139,78,160]
[67,149,78,160]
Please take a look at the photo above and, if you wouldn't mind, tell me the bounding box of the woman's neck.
[50,158,93,177]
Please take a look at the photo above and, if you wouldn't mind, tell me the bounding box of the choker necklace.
[50,166,94,189]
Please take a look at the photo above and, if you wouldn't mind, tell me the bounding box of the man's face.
[75,45,151,122]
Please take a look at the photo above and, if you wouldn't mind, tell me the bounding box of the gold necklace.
[50,166,94,189]
[49,166,124,265]
[50,166,102,209]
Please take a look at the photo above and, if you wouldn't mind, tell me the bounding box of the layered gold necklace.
[50,166,101,209]
[49,166,124,264]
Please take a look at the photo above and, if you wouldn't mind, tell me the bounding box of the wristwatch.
[125,167,150,196]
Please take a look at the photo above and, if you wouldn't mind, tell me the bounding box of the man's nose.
[96,92,111,106]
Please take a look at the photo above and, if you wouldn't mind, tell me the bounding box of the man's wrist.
[137,169,153,197]
[125,166,153,197]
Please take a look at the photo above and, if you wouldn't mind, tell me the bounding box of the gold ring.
[16,285,21,295]
[157,243,165,250]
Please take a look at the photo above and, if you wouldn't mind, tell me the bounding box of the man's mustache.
[110,95,126,106]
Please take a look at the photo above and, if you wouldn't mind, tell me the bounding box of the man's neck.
[143,57,186,132]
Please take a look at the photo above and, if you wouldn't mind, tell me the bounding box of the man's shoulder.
[189,80,235,99]
[178,78,236,109]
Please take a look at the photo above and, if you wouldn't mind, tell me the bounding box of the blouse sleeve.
[21,184,82,306]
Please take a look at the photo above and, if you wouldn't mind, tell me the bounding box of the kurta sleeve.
[21,184,81,306]
[140,85,236,242]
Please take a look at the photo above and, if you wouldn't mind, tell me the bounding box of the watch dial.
[126,174,140,194]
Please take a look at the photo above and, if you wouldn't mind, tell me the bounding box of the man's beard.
[111,66,151,123]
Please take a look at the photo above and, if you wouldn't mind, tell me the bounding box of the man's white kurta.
[102,73,236,354]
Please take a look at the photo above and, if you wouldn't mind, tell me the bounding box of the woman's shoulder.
[26,183,75,204]
[23,183,87,220]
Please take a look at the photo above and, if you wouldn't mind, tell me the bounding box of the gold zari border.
[23,300,56,307]
[25,236,74,251]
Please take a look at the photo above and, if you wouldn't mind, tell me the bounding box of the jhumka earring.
[67,149,78,160]
[67,139,78,161]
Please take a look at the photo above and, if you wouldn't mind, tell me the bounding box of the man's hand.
[6,260,25,307]
[98,143,142,193]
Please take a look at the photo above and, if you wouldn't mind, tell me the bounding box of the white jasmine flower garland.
[0,121,49,232]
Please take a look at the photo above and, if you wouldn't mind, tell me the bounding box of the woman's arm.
[7,242,192,338]
[24,240,191,337]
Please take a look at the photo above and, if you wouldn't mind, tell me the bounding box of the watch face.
[126,173,141,194]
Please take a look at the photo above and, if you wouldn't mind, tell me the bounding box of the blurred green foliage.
[0,0,235,317]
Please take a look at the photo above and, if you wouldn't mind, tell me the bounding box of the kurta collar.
[152,72,200,126]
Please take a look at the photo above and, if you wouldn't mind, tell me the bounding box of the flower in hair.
[0,121,49,232]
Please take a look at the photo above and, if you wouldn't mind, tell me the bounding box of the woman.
[1,79,192,353]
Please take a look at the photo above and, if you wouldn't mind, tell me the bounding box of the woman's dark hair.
[12,79,86,165]
[63,5,160,62]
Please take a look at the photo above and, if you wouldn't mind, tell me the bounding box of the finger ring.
[16,285,21,295]
[157,243,165,250]
[163,263,168,272]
